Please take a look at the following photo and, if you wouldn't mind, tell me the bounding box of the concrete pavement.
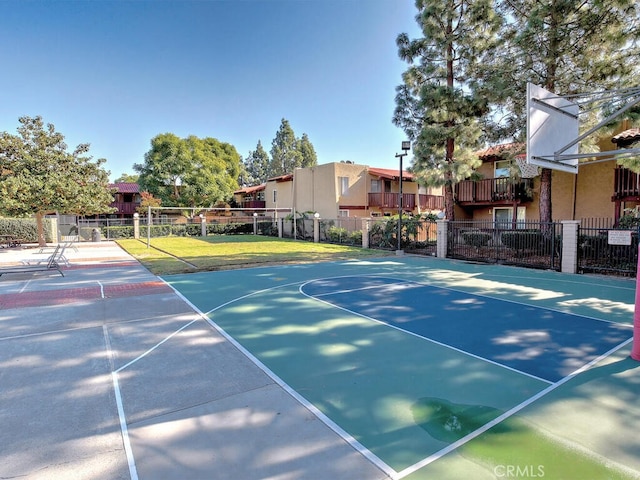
[0,241,389,480]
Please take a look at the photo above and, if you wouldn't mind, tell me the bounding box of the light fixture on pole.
[396,141,411,253]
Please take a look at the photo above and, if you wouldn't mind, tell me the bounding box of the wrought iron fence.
[578,218,638,277]
[447,220,562,270]
[319,217,362,245]
[367,217,437,254]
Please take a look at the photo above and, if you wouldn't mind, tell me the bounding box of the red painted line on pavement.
[0,281,173,309]
[103,281,173,298]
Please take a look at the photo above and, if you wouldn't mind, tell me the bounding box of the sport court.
[165,256,640,479]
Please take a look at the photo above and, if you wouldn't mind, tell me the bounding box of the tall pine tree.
[491,0,640,222]
[394,0,501,220]
[268,119,317,177]
[269,119,302,177]
[243,140,271,185]
[297,133,318,169]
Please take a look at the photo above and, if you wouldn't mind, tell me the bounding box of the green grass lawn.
[117,235,390,275]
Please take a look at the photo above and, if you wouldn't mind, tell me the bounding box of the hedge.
[461,230,491,247]
[0,218,53,243]
[99,222,255,239]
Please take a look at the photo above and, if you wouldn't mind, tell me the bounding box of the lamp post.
[396,141,411,253]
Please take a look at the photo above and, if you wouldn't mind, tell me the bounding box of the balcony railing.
[455,178,534,205]
[613,166,640,199]
[110,201,140,215]
[241,200,266,209]
[419,194,444,210]
[368,192,416,210]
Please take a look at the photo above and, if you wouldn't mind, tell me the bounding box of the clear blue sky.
[0,0,421,181]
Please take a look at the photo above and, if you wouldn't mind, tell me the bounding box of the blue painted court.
[165,256,639,479]
[300,276,632,383]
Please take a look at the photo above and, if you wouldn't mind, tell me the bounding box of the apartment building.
[234,162,444,219]
[455,122,640,223]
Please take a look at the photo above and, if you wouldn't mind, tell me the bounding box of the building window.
[273,190,277,203]
[339,176,349,195]
[338,209,349,217]
[371,179,381,193]
[495,160,511,178]
[494,207,526,228]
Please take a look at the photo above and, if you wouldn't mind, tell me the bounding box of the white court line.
[160,274,634,480]
[300,276,635,478]
[299,278,554,385]
[162,278,400,480]
[395,336,634,478]
[353,273,635,328]
[115,317,199,373]
[19,279,32,293]
[103,325,139,480]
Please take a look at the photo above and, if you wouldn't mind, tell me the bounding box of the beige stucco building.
[235,123,640,224]
[454,123,640,224]
[235,162,443,219]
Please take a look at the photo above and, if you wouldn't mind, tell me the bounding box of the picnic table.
[0,235,23,248]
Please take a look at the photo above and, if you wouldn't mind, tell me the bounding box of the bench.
[0,235,23,248]
[0,245,64,277]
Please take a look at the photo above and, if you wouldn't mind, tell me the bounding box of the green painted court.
[164,256,640,479]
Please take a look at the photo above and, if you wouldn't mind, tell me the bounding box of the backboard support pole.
[554,94,640,157]
[632,246,640,361]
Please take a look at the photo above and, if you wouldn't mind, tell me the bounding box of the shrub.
[327,225,348,243]
[500,230,543,250]
[0,218,53,242]
[348,230,362,245]
[102,226,134,239]
[461,230,491,247]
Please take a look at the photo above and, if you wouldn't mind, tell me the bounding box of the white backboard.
[526,83,580,173]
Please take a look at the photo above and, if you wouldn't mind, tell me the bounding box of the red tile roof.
[368,167,414,181]
[267,174,294,182]
[477,143,525,160]
[612,128,640,147]
[109,182,140,193]
[234,184,266,195]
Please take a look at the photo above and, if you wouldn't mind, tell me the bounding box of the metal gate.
[578,218,637,277]
[447,220,562,270]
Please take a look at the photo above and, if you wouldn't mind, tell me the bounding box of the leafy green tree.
[297,133,318,169]
[137,191,162,216]
[114,173,139,183]
[269,118,303,177]
[243,140,271,185]
[0,116,114,246]
[134,133,241,208]
[490,0,640,222]
[394,0,501,220]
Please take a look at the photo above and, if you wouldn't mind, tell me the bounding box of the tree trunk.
[444,182,455,220]
[539,167,552,223]
[444,16,456,221]
[35,211,47,247]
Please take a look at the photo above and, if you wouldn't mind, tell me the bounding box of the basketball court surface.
[1,242,639,479]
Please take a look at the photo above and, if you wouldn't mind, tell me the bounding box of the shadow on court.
[166,256,640,480]
[0,243,388,480]
[2,246,639,479]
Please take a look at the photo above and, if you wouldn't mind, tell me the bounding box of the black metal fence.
[69,214,638,277]
[578,218,638,277]
[446,220,562,271]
